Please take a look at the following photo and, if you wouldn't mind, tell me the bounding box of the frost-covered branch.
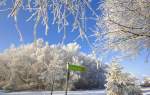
[0,0,97,43]
[96,0,150,60]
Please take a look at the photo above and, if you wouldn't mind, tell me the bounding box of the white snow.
[0,88,150,95]
[0,90,105,95]
[142,88,150,95]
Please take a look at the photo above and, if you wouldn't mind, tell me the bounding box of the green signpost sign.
[65,63,87,95]
[68,64,87,72]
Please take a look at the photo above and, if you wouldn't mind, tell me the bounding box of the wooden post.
[50,77,55,95]
[65,62,70,95]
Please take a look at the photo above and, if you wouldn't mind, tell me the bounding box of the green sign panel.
[68,64,87,72]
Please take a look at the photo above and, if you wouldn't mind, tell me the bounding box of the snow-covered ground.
[142,88,150,95]
[0,88,150,95]
[0,90,105,95]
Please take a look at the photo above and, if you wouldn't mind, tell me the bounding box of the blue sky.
[0,0,149,79]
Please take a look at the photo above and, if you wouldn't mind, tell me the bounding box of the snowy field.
[0,88,150,95]
[0,90,105,95]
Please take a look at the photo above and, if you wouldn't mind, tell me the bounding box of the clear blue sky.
[0,0,149,79]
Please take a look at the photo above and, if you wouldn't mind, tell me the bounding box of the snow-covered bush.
[105,62,142,95]
[141,77,150,87]
[0,39,106,91]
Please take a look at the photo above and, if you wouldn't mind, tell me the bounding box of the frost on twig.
[96,0,150,60]
[1,0,97,44]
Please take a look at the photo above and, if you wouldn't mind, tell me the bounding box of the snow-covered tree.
[96,0,150,60]
[0,39,106,91]
[0,54,10,88]
[106,62,142,95]
[73,54,106,89]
